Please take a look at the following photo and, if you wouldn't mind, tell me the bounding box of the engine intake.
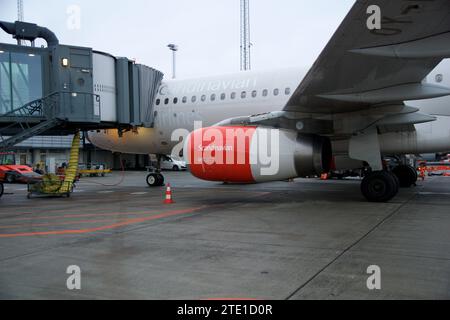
[184,126,332,183]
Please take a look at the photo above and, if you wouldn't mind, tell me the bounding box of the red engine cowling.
[184,126,332,183]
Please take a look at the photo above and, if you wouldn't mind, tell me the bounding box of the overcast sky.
[0,0,354,79]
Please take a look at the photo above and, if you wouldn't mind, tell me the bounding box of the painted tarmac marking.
[418,192,450,196]
[0,206,207,238]
[130,192,148,195]
[0,218,130,230]
[2,209,174,222]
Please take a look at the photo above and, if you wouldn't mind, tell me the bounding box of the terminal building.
[0,20,162,171]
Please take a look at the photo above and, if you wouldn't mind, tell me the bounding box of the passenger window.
[241,91,247,99]
[156,99,161,106]
[220,93,226,100]
[182,96,187,103]
[262,89,268,97]
[273,89,279,96]
[231,92,236,99]
[164,98,169,105]
[211,94,216,101]
[252,90,257,98]
[173,97,178,104]
[201,95,206,102]
[285,87,291,95]
[191,96,197,103]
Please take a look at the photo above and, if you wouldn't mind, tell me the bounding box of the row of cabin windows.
[155,87,292,106]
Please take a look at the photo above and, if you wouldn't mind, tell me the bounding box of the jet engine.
[184,126,332,183]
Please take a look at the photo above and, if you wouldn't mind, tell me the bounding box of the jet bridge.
[0,20,163,150]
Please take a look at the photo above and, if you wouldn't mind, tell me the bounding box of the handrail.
[0,91,101,119]
[0,91,60,117]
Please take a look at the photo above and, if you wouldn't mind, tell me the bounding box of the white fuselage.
[88,60,450,159]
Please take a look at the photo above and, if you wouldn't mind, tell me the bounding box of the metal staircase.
[0,92,61,150]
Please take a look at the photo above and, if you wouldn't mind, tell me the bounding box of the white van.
[160,155,187,171]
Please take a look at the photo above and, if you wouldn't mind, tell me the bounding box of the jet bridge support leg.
[349,128,399,202]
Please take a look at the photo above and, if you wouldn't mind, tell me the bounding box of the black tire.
[393,165,417,188]
[0,183,4,198]
[156,173,165,186]
[391,172,400,190]
[146,173,158,187]
[361,171,399,202]
[146,173,165,187]
[173,165,180,172]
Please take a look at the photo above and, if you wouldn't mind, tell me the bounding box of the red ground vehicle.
[0,152,42,184]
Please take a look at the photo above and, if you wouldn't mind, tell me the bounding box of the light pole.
[167,44,178,79]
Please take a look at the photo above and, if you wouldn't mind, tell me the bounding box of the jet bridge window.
[0,51,43,114]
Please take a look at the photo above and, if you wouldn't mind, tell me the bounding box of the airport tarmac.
[0,171,449,300]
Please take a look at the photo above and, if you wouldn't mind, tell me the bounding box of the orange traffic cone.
[164,183,174,204]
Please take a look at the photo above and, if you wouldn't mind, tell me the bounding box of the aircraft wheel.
[146,173,165,187]
[361,171,399,202]
[157,173,165,186]
[393,165,418,188]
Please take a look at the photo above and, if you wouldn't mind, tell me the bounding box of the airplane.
[88,0,450,202]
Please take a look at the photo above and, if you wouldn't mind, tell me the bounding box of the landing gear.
[146,154,165,187]
[393,165,418,188]
[146,173,165,187]
[361,171,399,202]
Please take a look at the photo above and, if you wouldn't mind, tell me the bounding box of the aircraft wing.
[284,0,450,114]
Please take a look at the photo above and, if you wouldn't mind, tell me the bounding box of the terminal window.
[0,51,43,115]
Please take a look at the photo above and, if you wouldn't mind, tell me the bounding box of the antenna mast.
[240,0,251,71]
[17,0,24,45]
[17,0,24,21]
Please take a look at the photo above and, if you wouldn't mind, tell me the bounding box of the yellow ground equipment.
[78,168,112,177]
[27,132,80,198]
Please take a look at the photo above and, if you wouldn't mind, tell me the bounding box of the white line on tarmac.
[418,192,450,196]
[130,192,148,195]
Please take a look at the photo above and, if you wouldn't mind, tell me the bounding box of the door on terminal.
[20,154,27,165]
